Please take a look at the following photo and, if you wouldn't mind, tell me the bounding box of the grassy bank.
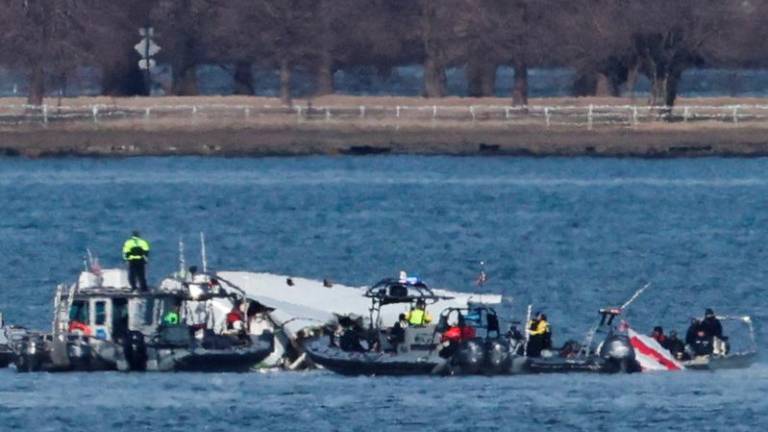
[2,95,768,157]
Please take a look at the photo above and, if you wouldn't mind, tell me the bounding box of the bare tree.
[0,0,122,105]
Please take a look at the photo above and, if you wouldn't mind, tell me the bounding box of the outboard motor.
[454,338,486,374]
[484,339,511,374]
[123,330,147,371]
[598,334,639,373]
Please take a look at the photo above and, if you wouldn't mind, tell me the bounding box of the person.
[700,308,723,340]
[650,326,670,349]
[122,231,150,292]
[388,313,408,351]
[690,328,714,356]
[526,312,551,357]
[666,330,687,360]
[405,299,433,326]
[226,299,245,332]
[685,318,701,346]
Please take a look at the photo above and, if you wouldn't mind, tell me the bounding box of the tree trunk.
[512,61,528,106]
[625,63,639,99]
[279,59,292,105]
[27,66,45,106]
[314,50,334,96]
[467,58,496,97]
[421,0,445,98]
[171,64,198,96]
[595,73,612,97]
[233,61,254,95]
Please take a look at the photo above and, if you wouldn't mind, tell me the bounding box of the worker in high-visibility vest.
[405,299,433,326]
[122,230,151,292]
[526,312,551,357]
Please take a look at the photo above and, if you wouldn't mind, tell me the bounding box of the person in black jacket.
[685,318,702,346]
[700,308,723,340]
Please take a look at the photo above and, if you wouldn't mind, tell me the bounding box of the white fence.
[3,103,768,129]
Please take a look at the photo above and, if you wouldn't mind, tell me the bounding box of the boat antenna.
[178,236,186,275]
[476,261,487,287]
[620,282,651,311]
[200,232,208,273]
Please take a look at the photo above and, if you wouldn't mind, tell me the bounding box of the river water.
[0,156,765,430]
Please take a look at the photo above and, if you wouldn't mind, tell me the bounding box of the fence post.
[505,107,510,120]
[396,105,400,119]
[295,105,303,122]
[683,106,689,123]
[544,107,551,128]
[244,107,250,119]
[732,106,739,124]
[587,104,593,130]
[92,105,99,123]
[325,107,331,121]
[632,106,638,127]
[145,107,151,120]
[359,105,365,119]
[42,104,48,124]
[432,105,437,120]
[470,106,476,122]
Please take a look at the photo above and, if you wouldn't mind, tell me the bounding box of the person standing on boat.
[526,312,551,357]
[122,231,151,292]
[405,299,432,326]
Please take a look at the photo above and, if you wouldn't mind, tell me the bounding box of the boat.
[304,276,521,376]
[0,312,20,367]
[525,307,642,374]
[13,267,273,372]
[680,315,758,371]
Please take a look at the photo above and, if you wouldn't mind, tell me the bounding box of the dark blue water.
[0,156,766,430]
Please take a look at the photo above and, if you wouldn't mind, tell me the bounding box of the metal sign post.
[135,27,161,95]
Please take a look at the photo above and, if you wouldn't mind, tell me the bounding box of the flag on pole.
[627,327,685,372]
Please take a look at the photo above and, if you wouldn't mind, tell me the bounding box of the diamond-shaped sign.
[134,38,161,58]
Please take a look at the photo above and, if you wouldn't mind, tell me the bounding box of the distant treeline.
[0,0,763,106]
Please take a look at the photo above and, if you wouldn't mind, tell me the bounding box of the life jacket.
[226,309,245,329]
[441,326,477,343]
[406,308,431,326]
[68,320,92,336]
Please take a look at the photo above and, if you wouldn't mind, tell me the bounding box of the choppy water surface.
[0,156,766,430]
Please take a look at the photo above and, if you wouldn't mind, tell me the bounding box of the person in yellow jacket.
[526,312,551,357]
[123,230,151,292]
[405,299,433,326]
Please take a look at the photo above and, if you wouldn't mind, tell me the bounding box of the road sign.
[134,38,161,58]
[138,59,156,70]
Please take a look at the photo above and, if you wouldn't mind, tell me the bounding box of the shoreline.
[2,95,768,158]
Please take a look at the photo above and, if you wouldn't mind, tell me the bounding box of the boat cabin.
[55,269,235,342]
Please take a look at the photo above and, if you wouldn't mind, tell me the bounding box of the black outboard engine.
[484,339,511,374]
[123,330,147,371]
[454,338,486,374]
[599,334,639,373]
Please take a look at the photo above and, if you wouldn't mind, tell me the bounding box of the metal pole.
[200,232,208,273]
[523,304,532,356]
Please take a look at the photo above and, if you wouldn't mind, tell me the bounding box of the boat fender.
[484,339,511,374]
[454,338,485,374]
